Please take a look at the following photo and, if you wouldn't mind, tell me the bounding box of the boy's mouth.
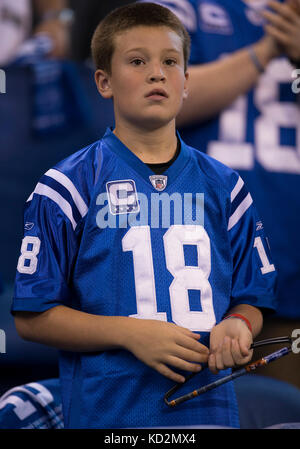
[145,89,168,99]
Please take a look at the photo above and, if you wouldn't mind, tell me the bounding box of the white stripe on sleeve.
[45,169,88,218]
[228,193,253,231]
[230,176,244,202]
[26,183,77,230]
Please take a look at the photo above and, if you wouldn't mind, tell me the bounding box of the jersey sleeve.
[12,175,85,314]
[227,174,278,313]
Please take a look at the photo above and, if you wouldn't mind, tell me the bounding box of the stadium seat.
[235,374,300,429]
[0,378,63,429]
[1,373,300,428]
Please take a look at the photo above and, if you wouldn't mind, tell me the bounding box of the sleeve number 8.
[17,236,41,275]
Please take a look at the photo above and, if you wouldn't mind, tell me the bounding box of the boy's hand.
[208,318,253,374]
[124,319,209,383]
[262,0,300,63]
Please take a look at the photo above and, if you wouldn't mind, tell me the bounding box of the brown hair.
[91,2,191,74]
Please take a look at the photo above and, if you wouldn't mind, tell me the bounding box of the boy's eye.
[165,59,177,66]
[131,58,145,66]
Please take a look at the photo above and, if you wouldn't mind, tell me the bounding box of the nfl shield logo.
[149,175,168,192]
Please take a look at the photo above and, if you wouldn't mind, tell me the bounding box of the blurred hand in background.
[262,0,300,65]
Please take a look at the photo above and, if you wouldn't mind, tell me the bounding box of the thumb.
[238,335,252,357]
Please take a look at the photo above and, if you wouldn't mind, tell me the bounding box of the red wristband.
[223,313,252,333]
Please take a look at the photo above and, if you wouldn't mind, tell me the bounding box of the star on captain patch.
[149,175,168,192]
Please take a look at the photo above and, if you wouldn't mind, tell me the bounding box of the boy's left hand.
[208,318,253,374]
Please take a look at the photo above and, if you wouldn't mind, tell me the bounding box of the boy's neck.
[113,121,178,164]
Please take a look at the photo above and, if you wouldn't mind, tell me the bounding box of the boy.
[12,3,277,429]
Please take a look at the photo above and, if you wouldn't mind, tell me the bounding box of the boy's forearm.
[225,304,263,338]
[14,305,135,352]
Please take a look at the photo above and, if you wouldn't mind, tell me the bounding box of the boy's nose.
[148,65,166,82]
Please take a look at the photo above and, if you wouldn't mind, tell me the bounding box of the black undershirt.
[146,138,181,175]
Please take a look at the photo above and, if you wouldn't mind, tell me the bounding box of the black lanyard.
[164,336,293,407]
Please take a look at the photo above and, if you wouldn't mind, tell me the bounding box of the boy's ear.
[94,69,113,99]
[183,70,189,101]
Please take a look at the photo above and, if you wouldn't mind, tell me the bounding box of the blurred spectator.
[0,0,31,65]
[69,0,135,62]
[0,0,73,66]
[32,0,73,60]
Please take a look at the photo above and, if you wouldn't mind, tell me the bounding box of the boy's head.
[92,3,190,132]
[91,2,190,74]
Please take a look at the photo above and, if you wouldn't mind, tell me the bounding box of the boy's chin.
[133,113,176,131]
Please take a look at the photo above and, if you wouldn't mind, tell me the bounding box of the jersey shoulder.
[26,137,106,230]
[187,142,241,195]
[185,143,253,231]
[50,139,102,202]
[40,129,119,202]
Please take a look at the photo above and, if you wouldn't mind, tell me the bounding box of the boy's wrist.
[222,313,252,334]
[107,316,137,350]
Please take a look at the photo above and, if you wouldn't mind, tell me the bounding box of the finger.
[209,335,230,372]
[290,0,300,14]
[267,0,299,21]
[176,327,202,340]
[176,333,210,355]
[189,332,202,340]
[231,339,252,366]
[220,336,235,368]
[209,339,221,357]
[288,0,300,11]
[239,337,252,357]
[264,24,290,46]
[231,338,244,365]
[173,345,209,364]
[156,363,186,383]
[167,356,203,374]
[262,9,295,32]
[208,353,219,374]
[214,345,226,371]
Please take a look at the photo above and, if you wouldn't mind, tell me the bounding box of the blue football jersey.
[0,379,63,429]
[12,129,277,428]
[148,0,300,318]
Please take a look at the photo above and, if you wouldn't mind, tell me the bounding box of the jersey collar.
[102,128,191,190]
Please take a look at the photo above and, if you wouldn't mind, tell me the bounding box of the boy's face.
[95,26,189,130]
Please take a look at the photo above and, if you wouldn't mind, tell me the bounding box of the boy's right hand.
[124,318,209,383]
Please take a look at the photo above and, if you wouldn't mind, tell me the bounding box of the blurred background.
[0,0,300,429]
[0,0,129,395]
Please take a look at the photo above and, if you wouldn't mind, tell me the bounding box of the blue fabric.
[147,0,300,320]
[0,379,63,429]
[12,129,276,428]
[235,374,300,429]
[3,374,300,429]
